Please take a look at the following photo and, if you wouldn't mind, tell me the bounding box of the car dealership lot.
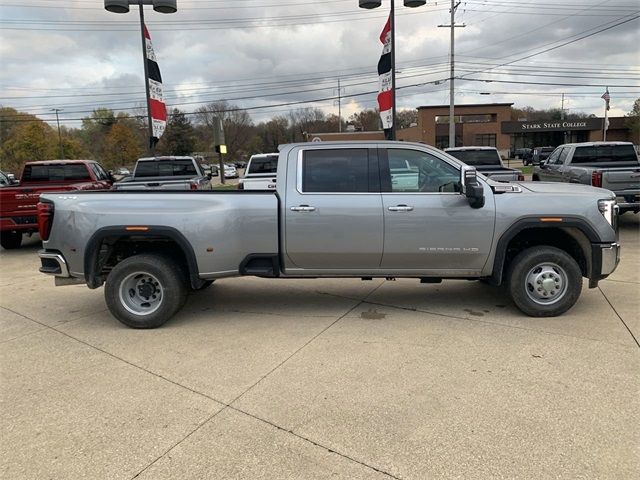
[1,215,638,479]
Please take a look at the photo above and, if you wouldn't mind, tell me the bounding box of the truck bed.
[40,190,279,277]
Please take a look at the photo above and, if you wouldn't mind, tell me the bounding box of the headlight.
[598,199,617,227]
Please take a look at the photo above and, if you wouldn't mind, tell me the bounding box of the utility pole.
[561,93,567,143]
[51,108,64,159]
[439,1,465,148]
[335,77,344,132]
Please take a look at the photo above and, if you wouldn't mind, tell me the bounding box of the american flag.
[601,88,610,111]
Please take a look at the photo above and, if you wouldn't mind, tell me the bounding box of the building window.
[475,133,496,147]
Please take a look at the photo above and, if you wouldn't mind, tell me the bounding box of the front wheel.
[507,246,582,317]
[1,231,22,249]
[104,254,188,328]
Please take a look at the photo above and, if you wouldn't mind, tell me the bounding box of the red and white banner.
[377,15,393,137]
[144,25,166,146]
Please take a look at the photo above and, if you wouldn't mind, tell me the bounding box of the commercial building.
[307,102,638,157]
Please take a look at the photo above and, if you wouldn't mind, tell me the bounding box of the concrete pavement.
[1,214,638,479]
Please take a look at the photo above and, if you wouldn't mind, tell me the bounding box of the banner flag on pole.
[144,25,167,147]
[377,14,393,140]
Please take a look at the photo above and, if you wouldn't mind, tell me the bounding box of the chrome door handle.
[291,205,316,212]
[388,205,414,212]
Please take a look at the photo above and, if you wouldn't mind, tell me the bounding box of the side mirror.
[539,160,547,169]
[460,166,485,209]
[207,172,212,180]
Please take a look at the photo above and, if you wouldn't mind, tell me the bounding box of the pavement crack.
[598,286,640,348]
[228,405,402,479]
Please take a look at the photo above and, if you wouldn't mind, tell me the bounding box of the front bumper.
[589,242,620,287]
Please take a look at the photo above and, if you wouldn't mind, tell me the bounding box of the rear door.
[379,146,495,272]
[284,147,384,270]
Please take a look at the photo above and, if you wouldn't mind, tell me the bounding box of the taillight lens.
[591,171,603,187]
[190,181,198,190]
[517,174,525,182]
[37,201,54,241]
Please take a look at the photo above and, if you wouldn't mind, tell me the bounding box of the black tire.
[104,254,188,328]
[192,279,215,291]
[1,231,22,249]
[507,246,582,317]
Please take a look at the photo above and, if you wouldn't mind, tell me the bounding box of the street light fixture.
[358,1,427,140]
[104,1,177,153]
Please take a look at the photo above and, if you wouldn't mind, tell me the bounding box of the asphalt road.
[1,214,638,479]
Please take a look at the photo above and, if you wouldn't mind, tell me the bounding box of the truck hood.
[517,181,614,198]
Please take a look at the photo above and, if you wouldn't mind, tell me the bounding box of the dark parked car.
[513,148,532,160]
[526,146,555,166]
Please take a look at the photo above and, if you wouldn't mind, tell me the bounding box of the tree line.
[2,99,638,174]
[0,103,417,173]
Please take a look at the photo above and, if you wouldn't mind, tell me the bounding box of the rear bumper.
[1,216,37,232]
[38,250,70,277]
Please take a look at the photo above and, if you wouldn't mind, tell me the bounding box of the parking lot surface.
[1,215,639,479]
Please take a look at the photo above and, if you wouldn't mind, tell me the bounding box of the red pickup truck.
[0,160,112,249]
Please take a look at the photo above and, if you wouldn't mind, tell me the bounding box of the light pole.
[50,108,64,159]
[104,1,176,153]
[359,1,427,141]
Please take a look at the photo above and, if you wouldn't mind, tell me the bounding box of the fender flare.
[84,226,200,289]
[490,216,600,285]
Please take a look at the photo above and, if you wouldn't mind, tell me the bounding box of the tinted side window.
[546,149,561,164]
[388,149,460,193]
[249,155,278,174]
[302,149,368,193]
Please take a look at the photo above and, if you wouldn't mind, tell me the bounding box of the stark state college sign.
[501,118,603,133]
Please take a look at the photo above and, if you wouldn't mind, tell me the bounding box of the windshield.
[446,150,501,166]
[248,155,278,174]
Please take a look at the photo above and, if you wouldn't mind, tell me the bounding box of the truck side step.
[420,278,442,284]
[239,254,280,277]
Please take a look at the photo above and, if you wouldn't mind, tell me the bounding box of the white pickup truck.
[238,153,278,190]
[113,156,212,191]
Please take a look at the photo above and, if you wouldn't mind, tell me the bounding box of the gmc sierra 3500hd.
[37,141,620,328]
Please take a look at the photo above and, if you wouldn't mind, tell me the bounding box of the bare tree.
[194,101,254,160]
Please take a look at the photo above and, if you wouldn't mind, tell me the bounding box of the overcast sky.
[1,0,639,128]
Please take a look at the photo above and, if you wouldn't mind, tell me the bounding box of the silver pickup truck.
[113,156,212,191]
[37,141,620,328]
[533,142,640,214]
[445,146,524,182]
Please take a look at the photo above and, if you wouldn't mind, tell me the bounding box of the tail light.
[237,181,244,190]
[517,173,525,182]
[37,201,54,241]
[591,171,603,187]
[190,181,199,190]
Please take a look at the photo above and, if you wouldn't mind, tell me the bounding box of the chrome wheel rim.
[525,263,568,305]
[118,272,163,316]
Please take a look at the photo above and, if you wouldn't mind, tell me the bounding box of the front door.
[380,147,496,272]
[537,147,564,182]
[284,147,384,270]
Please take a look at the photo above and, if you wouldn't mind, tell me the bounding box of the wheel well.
[85,233,199,289]
[497,227,591,284]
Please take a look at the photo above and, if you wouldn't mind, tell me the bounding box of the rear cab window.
[248,155,278,175]
[134,159,198,177]
[446,149,501,166]
[572,145,639,164]
[22,164,91,182]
